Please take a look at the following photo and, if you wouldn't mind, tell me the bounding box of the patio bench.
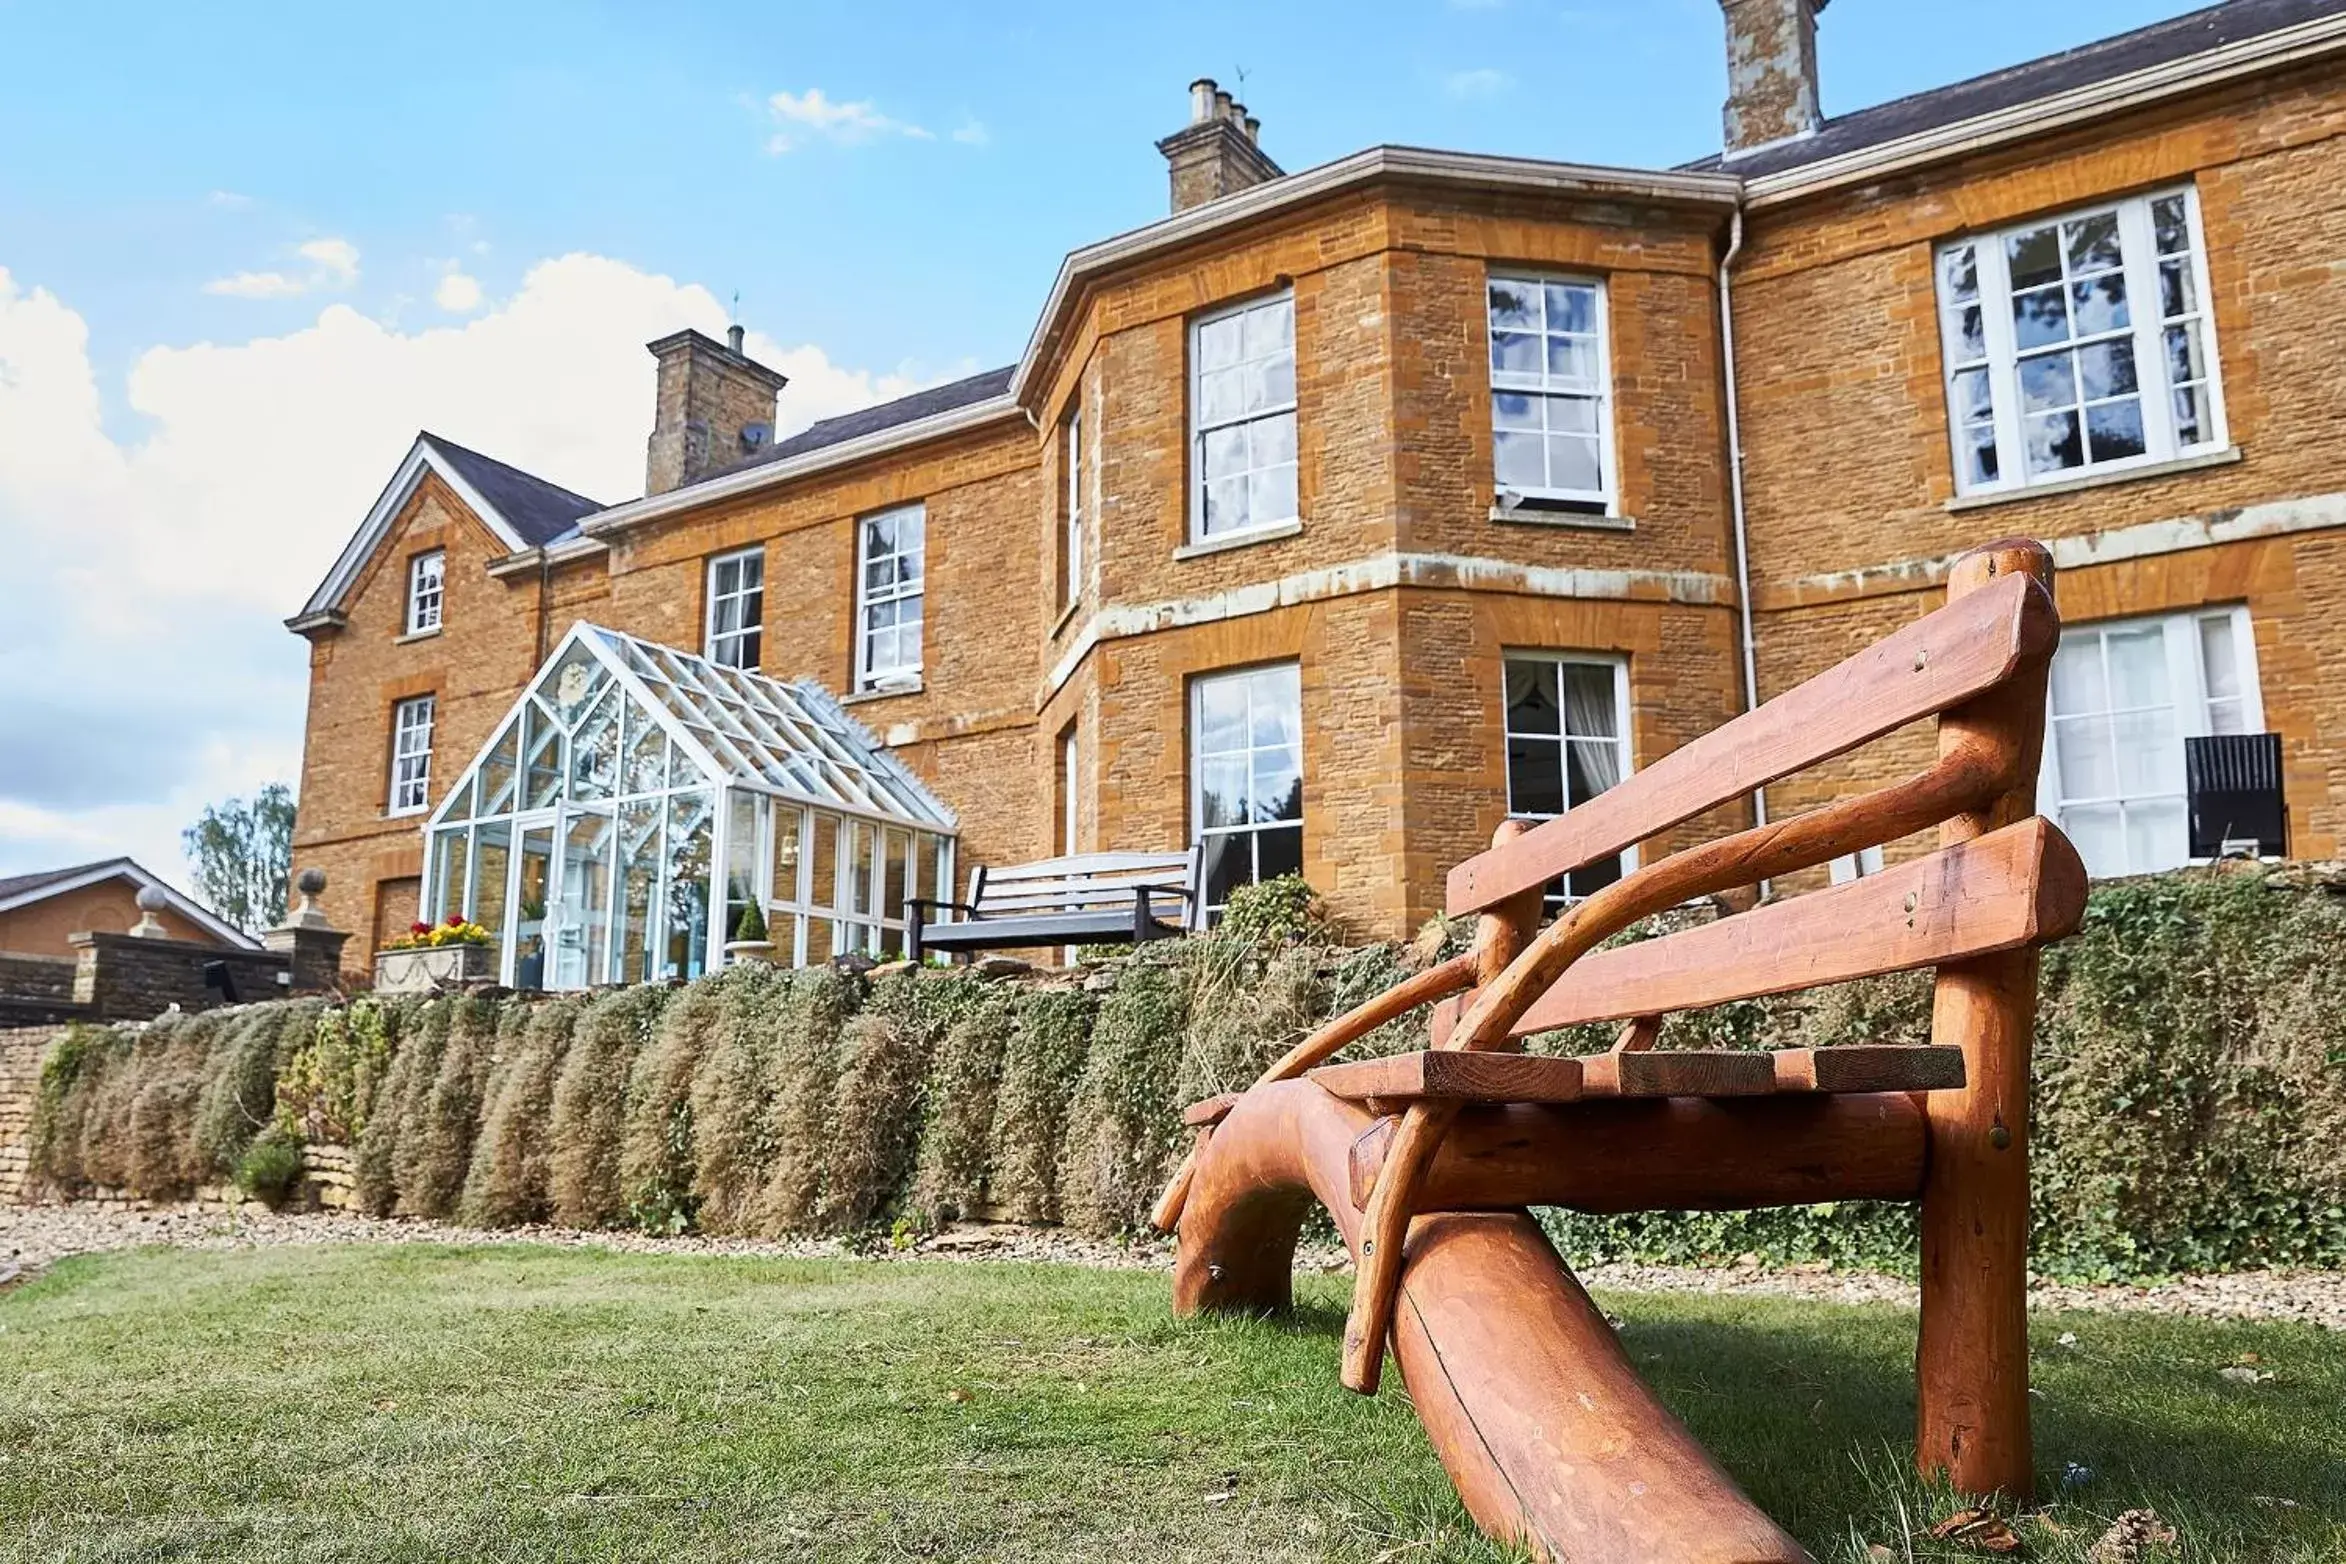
[905,846,1203,961]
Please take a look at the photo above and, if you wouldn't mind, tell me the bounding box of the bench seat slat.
[984,851,1192,883]
[1310,1051,1584,1106]
[1305,1046,1968,1111]
[1773,1045,1965,1093]
[1433,817,2085,1046]
[1445,572,2056,915]
[918,910,1185,948]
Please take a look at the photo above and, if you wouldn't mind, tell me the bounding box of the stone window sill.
[395,627,443,645]
[1172,518,1303,560]
[1050,599,1081,639]
[1945,445,2243,512]
[1489,506,1636,533]
[842,678,923,706]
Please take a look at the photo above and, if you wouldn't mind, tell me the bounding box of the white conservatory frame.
[420,622,957,989]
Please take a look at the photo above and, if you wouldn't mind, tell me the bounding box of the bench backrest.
[969,847,1203,929]
[1437,544,2081,1037]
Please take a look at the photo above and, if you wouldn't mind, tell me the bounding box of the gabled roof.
[0,858,260,949]
[419,434,603,547]
[1695,0,2346,179]
[289,433,607,627]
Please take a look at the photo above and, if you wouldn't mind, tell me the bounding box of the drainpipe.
[1718,204,1772,894]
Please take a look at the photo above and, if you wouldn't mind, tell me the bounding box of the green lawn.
[1,1246,2339,1563]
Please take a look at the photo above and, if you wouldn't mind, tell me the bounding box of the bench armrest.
[906,897,977,917]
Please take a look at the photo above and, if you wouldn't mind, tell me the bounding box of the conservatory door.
[507,813,556,990]
[550,807,614,991]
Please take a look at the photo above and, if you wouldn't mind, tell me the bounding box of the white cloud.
[0,256,926,889]
[433,271,484,313]
[763,88,934,154]
[207,189,255,210]
[203,236,362,299]
[951,118,990,147]
[1443,68,1513,98]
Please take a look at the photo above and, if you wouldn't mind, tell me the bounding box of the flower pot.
[374,941,497,994]
[724,939,776,967]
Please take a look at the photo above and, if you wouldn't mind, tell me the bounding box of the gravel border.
[3,1202,2339,1330]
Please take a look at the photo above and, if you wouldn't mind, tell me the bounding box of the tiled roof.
[702,365,1017,485]
[420,433,606,548]
[0,859,127,903]
[1690,0,2346,178]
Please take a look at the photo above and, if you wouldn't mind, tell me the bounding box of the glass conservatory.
[420,623,958,989]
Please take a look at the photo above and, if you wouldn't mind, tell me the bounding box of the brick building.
[288,0,2346,981]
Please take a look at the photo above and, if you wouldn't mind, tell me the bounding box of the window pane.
[1203,475,1249,535]
[1200,757,1249,828]
[1547,436,1602,494]
[1251,409,1298,467]
[2112,708,2179,796]
[1491,331,1541,376]
[2158,257,2196,318]
[1199,366,1243,424]
[2085,400,2146,463]
[2152,195,2189,255]
[808,814,839,913]
[1508,738,1565,815]
[1488,280,1538,329]
[1254,825,1303,883]
[1198,678,1248,750]
[1494,392,1540,430]
[2107,627,2168,709]
[1953,368,1993,421]
[1938,245,1978,300]
[2198,616,2241,703]
[1201,832,1250,909]
[1202,424,1247,480]
[1504,658,1561,736]
[2077,339,2137,401]
[2011,286,2070,351]
[771,808,805,906]
[1962,424,2000,486]
[1566,852,1624,901]
[2053,716,2118,800]
[2024,410,2082,474]
[1249,464,1297,526]
[1197,313,1242,370]
[2164,322,2206,385]
[2019,353,2075,412]
[2006,225,2062,288]
[1251,747,1301,823]
[2063,212,2123,274]
[2172,386,2205,446]
[1559,664,1619,738]
[2125,798,2187,874]
[2070,273,2129,336]
[2050,638,2107,715]
[1545,336,1596,385]
[1951,304,1985,362]
[1494,431,1545,487]
[664,792,713,981]
[2061,803,2126,877]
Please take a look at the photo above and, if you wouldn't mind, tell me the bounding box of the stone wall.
[0,1024,61,1203]
[0,952,75,1003]
[71,933,290,1021]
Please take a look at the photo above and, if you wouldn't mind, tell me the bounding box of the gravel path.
[3,1201,2340,1331]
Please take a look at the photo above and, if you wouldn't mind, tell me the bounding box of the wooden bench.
[1151,539,2081,1563]
[905,847,1203,961]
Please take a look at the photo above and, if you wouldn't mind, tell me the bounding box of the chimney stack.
[1720,0,1827,155]
[643,327,789,496]
[1157,77,1284,215]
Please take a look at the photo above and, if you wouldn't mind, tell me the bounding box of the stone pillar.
[263,867,352,996]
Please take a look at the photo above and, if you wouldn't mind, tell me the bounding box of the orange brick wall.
[0,882,221,957]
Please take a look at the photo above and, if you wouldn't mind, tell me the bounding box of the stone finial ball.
[297,866,328,896]
[135,883,171,913]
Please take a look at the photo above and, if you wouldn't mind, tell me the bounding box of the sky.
[0,0,2214,906]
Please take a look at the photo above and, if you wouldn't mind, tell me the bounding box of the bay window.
[1937,188,2226,495]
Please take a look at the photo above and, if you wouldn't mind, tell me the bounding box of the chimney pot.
[1213,88,1234,122]
[1158,78,1283,214]
[726,323,745,354]
[1243,115,1261,145]
[1189,78,1217,123]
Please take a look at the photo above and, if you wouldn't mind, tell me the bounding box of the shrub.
[686,965,801,1235]
[367,998,454,1217]
[731,901,768,944]
[620,978,727,1234]
[233,1125,307,1207]
[1174,938,1327,1104]
[1216,874,1329,948]
[987,988,1095,1223]
[27,1024,105,1193]
[192,1007,298,1177]
[1057,956,1190,1236]
[397,997,505,1220]
[822,1007,931,1232]
[461,994,586,1227]
[748,967,857,1234]
[547,986,668,1229]
[909,985,1015,1225]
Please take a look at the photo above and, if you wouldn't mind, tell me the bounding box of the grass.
[0,1246,2338,1563]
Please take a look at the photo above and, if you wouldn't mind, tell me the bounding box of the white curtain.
[1561,666,1623,794]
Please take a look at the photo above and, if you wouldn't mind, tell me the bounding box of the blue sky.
[0,0,2211,897]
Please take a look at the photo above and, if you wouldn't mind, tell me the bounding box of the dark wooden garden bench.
[905,846,1204,960]
[1151,539,2082,1564]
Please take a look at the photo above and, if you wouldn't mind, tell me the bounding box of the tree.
[183,783,296,935]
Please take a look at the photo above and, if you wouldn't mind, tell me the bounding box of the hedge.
[23,867,2346,1281]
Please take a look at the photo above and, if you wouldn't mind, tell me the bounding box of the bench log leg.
[1177,1081,1811,1564]
[1917,538,2051,1504]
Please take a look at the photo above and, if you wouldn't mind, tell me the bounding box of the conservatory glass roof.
[426,622,956,832]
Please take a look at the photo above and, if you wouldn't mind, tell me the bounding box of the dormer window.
[406,550,445,635]
[706,546,764,669]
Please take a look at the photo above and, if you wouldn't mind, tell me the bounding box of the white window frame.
[1488,274,1617,513]
[2039,605,2265,879]
[389,694,436,816]
[1936,186,2228,497]
[1062,407,1085,608]
[1188,290,1299,545]
[1059,726,1079,857]
[855,503,925,691]
[704,546,764,669]
[1499,652,1635,907]
[1189,662,1305,915]
[405,550,445,635]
